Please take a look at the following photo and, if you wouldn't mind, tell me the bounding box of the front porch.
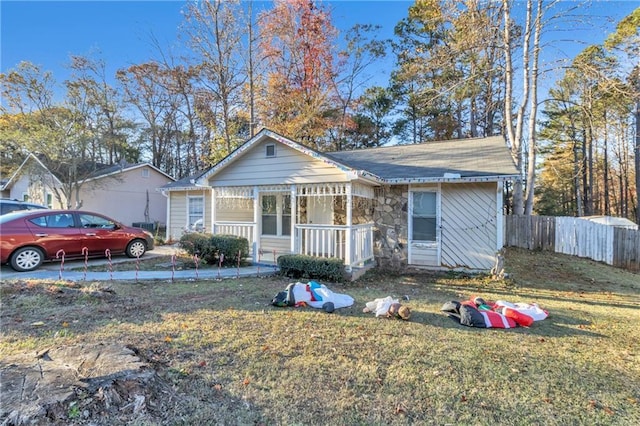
[211,183,376,272]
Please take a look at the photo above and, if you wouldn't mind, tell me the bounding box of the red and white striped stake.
[273,249,277,272]
[218,253,224,279]
[194,254,199,279]
[82,247,89,280]
[105,249,112,280]
[236,250,240,279]
[171,254,176,283]
[56,249,65,280]
[257,248,263,277]
[135,254,140,282]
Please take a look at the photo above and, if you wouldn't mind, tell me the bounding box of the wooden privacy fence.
[505,215,640,272]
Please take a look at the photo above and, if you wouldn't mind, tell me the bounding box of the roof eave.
[384,174,520,184]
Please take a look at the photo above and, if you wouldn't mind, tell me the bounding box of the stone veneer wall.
[372,185,409,270]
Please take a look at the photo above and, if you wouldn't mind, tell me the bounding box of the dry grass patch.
[1,247,639,425]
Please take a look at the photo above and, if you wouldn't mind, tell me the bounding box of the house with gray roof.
[160,128,519,273]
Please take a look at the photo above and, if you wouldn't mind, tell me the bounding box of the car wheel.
[10,247,44,272]
[126,239,147,258]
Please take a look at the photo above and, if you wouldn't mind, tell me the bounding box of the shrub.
[210,234,250,266]
[277,254,346,282]
[178,233,249,266]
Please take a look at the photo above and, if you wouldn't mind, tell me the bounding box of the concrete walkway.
[0,245,279,282]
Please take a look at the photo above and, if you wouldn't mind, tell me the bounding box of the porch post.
[290,185,296,254]
[211,188,216,234]
[253,186,260,263]
[345,183,353,267]
[496,181,504,250]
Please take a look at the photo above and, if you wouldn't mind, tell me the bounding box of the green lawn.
[1,247,639,425]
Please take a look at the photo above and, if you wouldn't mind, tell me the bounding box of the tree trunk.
[635,100,640,224]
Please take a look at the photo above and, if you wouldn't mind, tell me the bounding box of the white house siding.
[259,236,292,258]
[166,189,211,241]
[8,170,65,209]
[77,166,171,229]
[216,200,253,222]
[209,139,350,187]
[440,182,498,270]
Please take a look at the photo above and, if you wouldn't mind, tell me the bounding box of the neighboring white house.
[1,154,175,228]
[160,129,520,272]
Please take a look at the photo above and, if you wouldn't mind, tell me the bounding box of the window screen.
[412,192,437,241]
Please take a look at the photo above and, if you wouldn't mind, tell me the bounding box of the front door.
[408,190,440,266]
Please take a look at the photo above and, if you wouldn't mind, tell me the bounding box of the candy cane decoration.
[135,253,140,282]
[218,253,224,280]
[105,249,112,280]
[273,249,277,272]
[171,254,176,283]
[257,248,262,277]
[194,253,199,279]
[236,250,241,279]
[56,249,65,280]
[82,247,89,280]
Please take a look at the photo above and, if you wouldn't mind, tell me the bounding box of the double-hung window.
[412,191,437,241]
[262,194,291,236]
[188,196,204,232]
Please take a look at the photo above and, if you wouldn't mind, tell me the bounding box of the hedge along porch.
[161,129,519,273]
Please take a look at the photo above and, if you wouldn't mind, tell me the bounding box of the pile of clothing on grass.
[441,296,548,329]
[271,281,411,319]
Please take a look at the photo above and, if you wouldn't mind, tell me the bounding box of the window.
[188,196,204,231]
[141,168,150,178]
[29,213,75,228]
[261,194,291,236]
[22,193,29,201]
[265,144,276,157]
[412,192,437,241]
[46,193,53,208]
[79,213,116,229]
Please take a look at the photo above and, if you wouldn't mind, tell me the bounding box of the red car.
[0,210,155,272]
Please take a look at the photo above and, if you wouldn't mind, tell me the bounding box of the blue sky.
[1,0,639,98]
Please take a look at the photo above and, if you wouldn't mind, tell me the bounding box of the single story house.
[160,129,519,273]
[1,153,175,228]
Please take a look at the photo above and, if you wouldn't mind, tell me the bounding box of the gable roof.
[0,153,64,190]
[325,136,519,183]
[192,129,518,188]
[196,128,364,185]
[160,171,209,191]
[83,162,175,183]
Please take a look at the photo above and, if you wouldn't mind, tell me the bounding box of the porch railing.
[214,222,256,250]
[211,221,375,269]
[295,223,374,269]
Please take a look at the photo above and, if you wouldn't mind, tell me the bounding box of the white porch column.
[253,186,260,262]
[345,183,353,267]
[496,181,504,250]
[290,185,296,253]
[211,188,216,234]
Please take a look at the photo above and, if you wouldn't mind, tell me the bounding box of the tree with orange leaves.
[258,0,337,149]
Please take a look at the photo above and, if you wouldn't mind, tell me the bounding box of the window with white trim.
[188,196,204,232]
[261,194,291,236]
[265,143,276,157]
[411,191,437,241]
[141,168,150,178]
[46,193,53,208]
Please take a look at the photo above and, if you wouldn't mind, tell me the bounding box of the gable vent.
[265,143,276,158]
